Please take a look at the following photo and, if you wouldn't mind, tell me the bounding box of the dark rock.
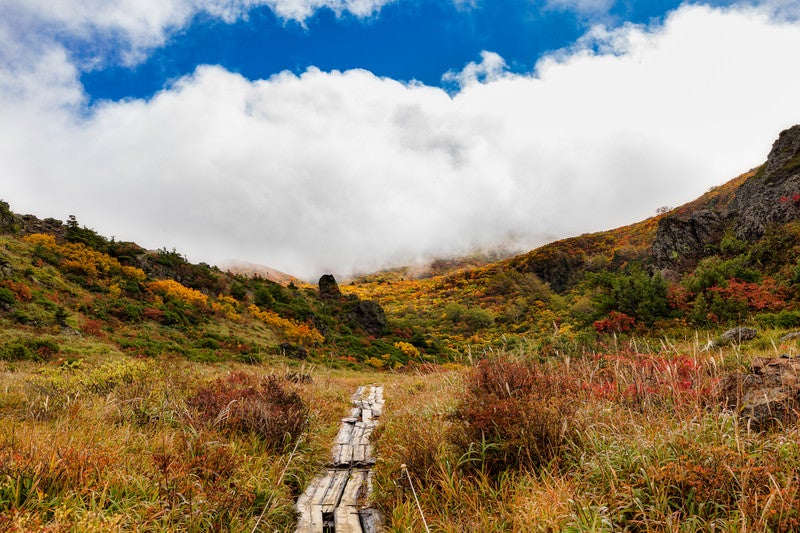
[348,300,386,336]
[318,274,342,300]
[719,355,800,430]
[279,343,308,360]
[19,215,66,239]
[718,326,758,344]
[651,125,800,271]
[651,209,726,270]
[731,125,800,241]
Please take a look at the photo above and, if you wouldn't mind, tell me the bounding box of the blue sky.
[2,0,800,278]
[81,0,735,101]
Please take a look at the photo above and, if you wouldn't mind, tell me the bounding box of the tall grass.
[373,341,800,531]
[0,356,366,531]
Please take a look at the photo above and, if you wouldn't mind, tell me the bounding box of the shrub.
[188,373,308,450]
[0,287,15,306]
[593,311,636,334]
[453,357,581,477]
[1,338,59,361]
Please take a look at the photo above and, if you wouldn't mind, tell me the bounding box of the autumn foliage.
[248,304,323,346]
[187,372,308,450]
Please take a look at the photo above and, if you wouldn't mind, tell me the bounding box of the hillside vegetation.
[2,125,800,531]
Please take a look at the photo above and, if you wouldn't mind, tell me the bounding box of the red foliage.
[708,277,787,312]
[81,318,105,337]
[455,357,581,475]
[1,280,32,302]
[187,373,308,450]
[593,311,636,334]
[142,307,165,321]
[667,283,692,312]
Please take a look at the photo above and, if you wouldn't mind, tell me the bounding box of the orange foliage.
[1,280,32,302]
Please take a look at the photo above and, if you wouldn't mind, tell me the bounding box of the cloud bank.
[3,4,800,279]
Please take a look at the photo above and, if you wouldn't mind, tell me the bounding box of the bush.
[453,357,581,477]
[188,373,308,450]
[756,310,800,329]
[0,287,15,306]
[1,338,59,361]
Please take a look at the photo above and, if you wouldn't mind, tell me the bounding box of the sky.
[2,0,800,280]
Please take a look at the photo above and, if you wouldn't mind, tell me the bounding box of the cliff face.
[652,125,800,270]
[731,125,800,241]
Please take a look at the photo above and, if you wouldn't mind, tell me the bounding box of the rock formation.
[318,274,343,300]
[720,355,800,430]
[652,125,800,270]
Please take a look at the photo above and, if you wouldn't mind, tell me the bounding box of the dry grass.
[372,338,800,532]
[0,356,380,532]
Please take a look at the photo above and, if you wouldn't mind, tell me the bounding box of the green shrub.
[1,338,59,361]
[756,310,800,328]
[0,287,15,305]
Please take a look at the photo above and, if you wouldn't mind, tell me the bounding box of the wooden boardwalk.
[296,385,384,533]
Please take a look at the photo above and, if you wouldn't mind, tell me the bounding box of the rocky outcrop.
[731,125,800,241]
[318,274,343,300]
[652,125,800,270]
[348,300,386,336]
[702,327,758,351]
[651,209,726,270]
[719,355,800,430]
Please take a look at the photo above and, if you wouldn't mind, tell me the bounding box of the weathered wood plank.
[295,386,384,532]
[334,471,366,532]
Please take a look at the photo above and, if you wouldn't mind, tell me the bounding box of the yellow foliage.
[248,304,324,346]
[121,265,146,282]
[148,279,208,307]
[109,283,122,299]
[24,233,57,248]
[394,341,420,359]
[24,233,146,288]
[211,294,241,321]
[365,357,385,369]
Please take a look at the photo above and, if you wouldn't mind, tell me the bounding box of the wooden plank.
[319,469,350,509]
[335,471,367,533]
[336,420,355,444]
[361,408,373,423]
[295,386,385,533]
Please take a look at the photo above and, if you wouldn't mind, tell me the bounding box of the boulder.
[779,331,800,343]
[318,274,342,300]
[718,326,758,344]
[719,355,800,430]
[702,327,758,351]
[651,209,727,270]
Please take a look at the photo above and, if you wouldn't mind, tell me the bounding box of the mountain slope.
[349,126,800,347]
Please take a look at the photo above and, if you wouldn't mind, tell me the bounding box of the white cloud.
[2,4,800,280]
[443,50,510,89]
[0,0,396,66]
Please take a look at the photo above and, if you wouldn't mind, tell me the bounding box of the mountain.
[220,260,301,286]
[2,126,799,364]
[348,125,800,346]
